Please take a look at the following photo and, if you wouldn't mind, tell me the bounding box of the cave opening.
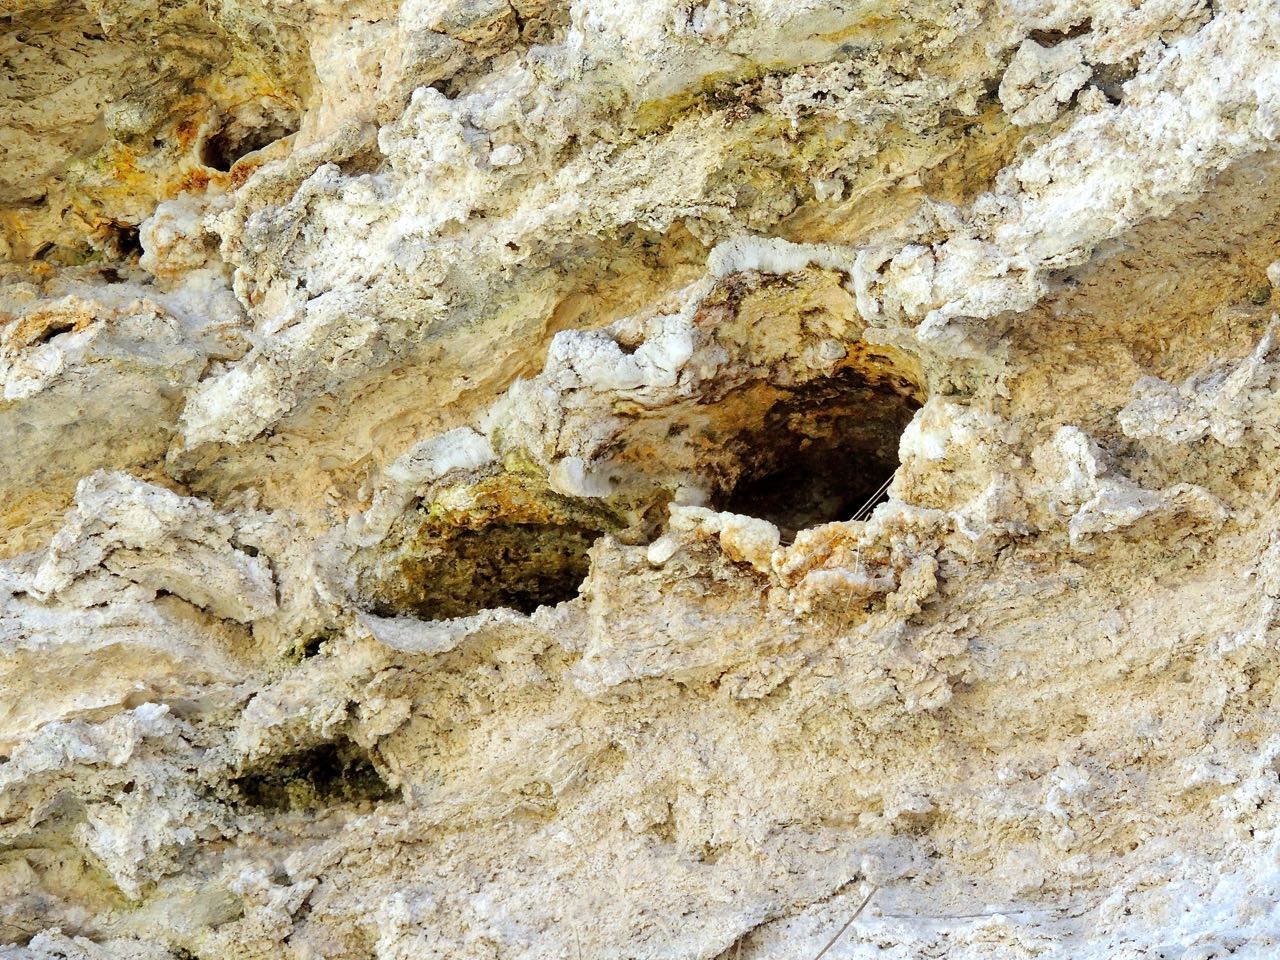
[33,319,77,345]
[229,738,395,812]
[200,118,296,172]
[100,221,141,260]
[366,519,603,622]
[718,366,922,536]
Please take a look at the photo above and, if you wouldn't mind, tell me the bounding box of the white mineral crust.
[3,1,1280,957]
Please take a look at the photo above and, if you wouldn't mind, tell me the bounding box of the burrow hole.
[99,221,141,260]
[33,320,77,345]
[1028,18,1092,46]
[358,359,922,618]
[716,364,923,536]
[365,519,605,622]
[229,737,395,812]
[200,103,298,172]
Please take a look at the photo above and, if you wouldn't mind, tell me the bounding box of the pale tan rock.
[4,1,1280,958]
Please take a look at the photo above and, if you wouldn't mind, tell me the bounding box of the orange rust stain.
[7,302,97,349]
[169,92,213,152]
[170,168,218,196]
[229,157,265,189]
[174,118,202,152]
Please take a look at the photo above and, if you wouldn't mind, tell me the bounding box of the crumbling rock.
[4,1,1280,958]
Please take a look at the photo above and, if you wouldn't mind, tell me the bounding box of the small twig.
[812,884,878,960]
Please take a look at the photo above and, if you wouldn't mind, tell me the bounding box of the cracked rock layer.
[3,1,1280,958]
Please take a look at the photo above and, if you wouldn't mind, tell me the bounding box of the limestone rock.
[4,1,1280,957]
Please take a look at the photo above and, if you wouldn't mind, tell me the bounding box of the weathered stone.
[3,1,1280,957]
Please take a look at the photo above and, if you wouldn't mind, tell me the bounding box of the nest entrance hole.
[369,520,603,621]
[718,367,922,535]
[229,738,394,812]
[200,106,297,172]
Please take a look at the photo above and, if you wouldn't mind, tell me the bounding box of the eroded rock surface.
[3,1,1280,957]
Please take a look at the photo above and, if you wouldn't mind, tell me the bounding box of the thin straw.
[812,884,878,960]
[849,473,894,523]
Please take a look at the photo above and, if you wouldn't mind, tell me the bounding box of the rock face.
[3,1,1280,957]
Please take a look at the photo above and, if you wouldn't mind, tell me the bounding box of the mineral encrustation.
[3,1,1280,957]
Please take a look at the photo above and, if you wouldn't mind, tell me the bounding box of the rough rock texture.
[3,0,1280,957]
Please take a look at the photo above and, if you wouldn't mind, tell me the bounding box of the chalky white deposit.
[3,1,1280,957]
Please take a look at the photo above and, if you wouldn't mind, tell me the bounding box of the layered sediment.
[3,1,1280,957]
